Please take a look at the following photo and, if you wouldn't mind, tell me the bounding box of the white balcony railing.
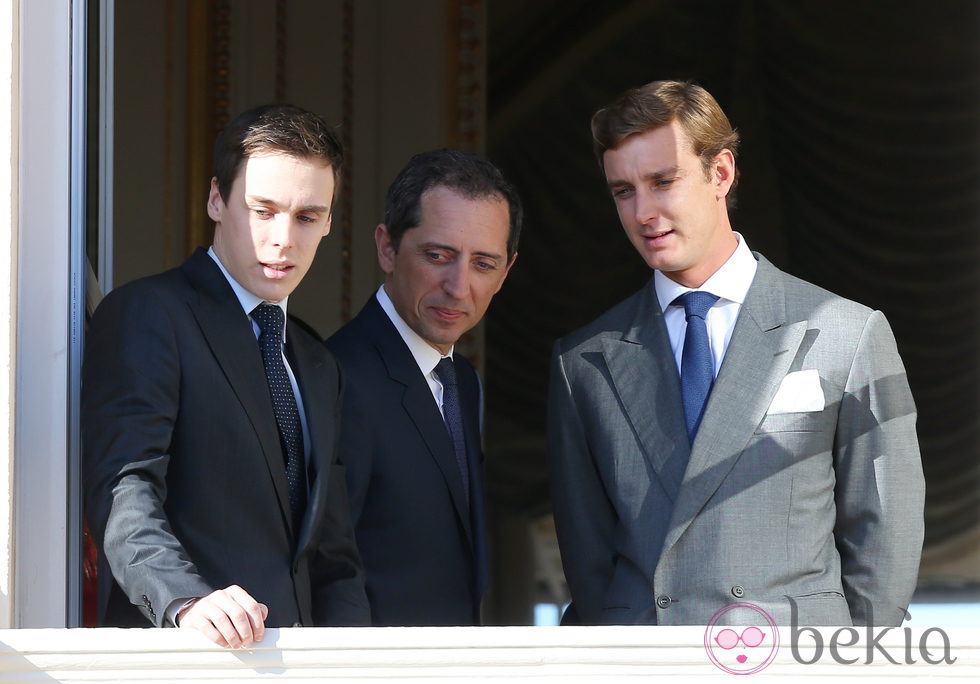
[0,626,977,682]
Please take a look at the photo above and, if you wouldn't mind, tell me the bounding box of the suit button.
[292,622,302,628]
[656,595,672,609]
[732,585,745,598]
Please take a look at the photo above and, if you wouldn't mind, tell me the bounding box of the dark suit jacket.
[325,295,487,626]
[549,254,924,626]
[83,248,370,628]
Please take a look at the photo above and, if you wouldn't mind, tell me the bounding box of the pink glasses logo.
[715,626,766,651]
[704,602,780,675]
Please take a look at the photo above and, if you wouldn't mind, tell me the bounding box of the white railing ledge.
[0,626,977,682]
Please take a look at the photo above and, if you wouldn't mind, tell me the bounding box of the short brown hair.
[591,80,740,205]
[383,149,523,262]
[212,104,344,204]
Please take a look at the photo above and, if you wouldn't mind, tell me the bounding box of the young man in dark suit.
[326,150,521,625]
[84,105,369,647]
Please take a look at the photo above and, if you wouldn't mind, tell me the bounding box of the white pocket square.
[766,369,824,415]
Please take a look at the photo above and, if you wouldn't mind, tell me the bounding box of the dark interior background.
[482,0,980,618]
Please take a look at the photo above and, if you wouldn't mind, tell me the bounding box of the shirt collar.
[655,231,758,312]
[376,284,451,377]
[208,246,289,337]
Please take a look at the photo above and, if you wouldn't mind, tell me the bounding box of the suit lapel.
[286,324,333,552]
[662,256,807,553]
[180,249,294,536]
[364,300,475,544]
[458,358,488,603]
[601,280,690,502]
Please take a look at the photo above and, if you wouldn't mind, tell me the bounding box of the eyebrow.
[420,242,504,261]
[246,195,331,213]
[606,166,681,190]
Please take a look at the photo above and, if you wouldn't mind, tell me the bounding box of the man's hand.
[177,585,269,648]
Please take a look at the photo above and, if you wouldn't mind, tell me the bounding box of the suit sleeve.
[547,341,618,625]
[310,359,371,626]
[833,309,924,626]
[82,287,212,627]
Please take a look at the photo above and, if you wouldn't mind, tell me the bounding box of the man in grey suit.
[548,80,924,627]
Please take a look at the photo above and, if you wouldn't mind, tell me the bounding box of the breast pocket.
[755,411,826,434]
[748,408,835,469]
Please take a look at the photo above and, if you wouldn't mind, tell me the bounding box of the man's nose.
[634,188,659,225]
[268,214,293,247]
[442,262,469,298]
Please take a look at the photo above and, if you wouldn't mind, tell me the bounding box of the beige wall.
[0,0,483,629]
[112,0,459,337]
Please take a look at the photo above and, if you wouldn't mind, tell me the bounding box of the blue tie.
[675,291,720,443]
[252,303,307,534]
[435,357,470,503]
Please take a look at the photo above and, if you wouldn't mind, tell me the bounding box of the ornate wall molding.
[448,0,484,152]
[339,0,354,323]
[213,0,230,132]
[275,0,287,102]
[185,0,230,253]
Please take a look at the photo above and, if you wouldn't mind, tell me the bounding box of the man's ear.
[713,149,736,199]
[375,224,396,274]
[206,178,224,223]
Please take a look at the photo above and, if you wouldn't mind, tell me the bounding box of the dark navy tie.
[435,357,470,503]
[675,291,720,443]
[252,303,307,533]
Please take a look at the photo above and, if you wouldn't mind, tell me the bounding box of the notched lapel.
[600,283,689,502]
[398,375,476,543]
[286,326,332,552]
[663,258,807,553]
[459,363,488,601]
[374,322,475,545]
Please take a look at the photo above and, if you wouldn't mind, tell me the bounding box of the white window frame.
[10,0,92,628]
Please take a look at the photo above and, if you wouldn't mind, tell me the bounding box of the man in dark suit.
[326,150,521,625]
[83,105,369,648]
[549,81,924,626]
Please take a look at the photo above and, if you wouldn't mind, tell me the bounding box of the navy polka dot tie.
[675,291,720,443]
[252,303,307,533]
[435,357,470,504]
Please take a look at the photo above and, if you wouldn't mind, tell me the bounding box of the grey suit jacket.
[548,253,924,627]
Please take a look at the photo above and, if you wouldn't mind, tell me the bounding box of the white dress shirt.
[206,247,312,457]
[655,233,758,378]
[376,284,453,417]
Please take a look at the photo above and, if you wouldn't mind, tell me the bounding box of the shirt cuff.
[166,597,199,627]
